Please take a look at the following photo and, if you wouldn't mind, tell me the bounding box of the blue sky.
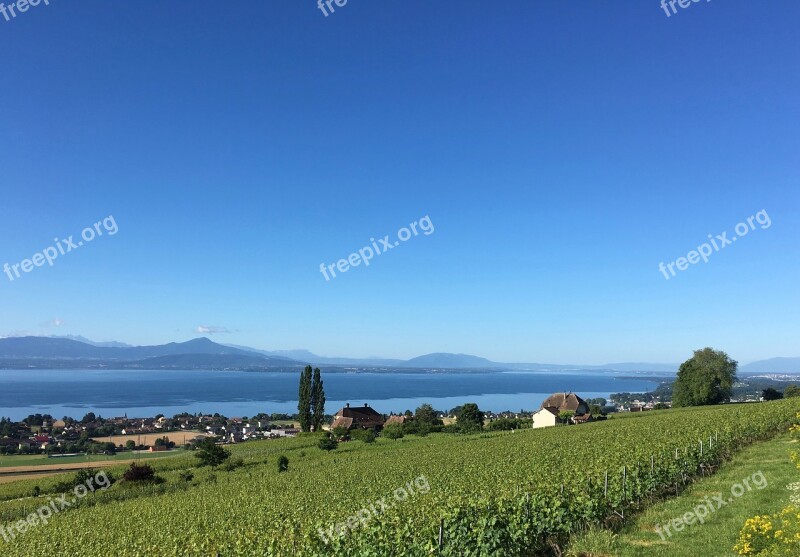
[0,1,797,365]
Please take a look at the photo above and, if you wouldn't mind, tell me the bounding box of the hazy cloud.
[195,325,233,334]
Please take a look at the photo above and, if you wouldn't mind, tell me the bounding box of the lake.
[0,369,666,420]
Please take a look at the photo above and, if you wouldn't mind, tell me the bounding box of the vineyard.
[2,400,799,556]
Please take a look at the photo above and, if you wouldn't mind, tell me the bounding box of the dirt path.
[0,454,179,477]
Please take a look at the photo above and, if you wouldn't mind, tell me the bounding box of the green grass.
[268,419,299,427]
[0,450,186,468]
[568,433,798,557]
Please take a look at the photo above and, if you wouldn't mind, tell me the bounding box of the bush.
[122,463,161,484]
[179,470,194,482]
[350,429,376,443]
[382,423,404,440]
[194,437,231,467]
[220,457,244,472]
[734,507,800,556]
[402,421,435,437]
[318,437,338,451]
[487,418,523,431]
[54,468,115,493]
[278,455,289,472]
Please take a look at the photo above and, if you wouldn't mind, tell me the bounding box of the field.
[0,450,185,469]
[90,431,206,447]
[1,400,798,556]
[0,451,185,484]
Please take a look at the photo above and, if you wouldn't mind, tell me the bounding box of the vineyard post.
[438,518,444,549]
[700,440,703,458]
[604,470,608,497]
[622,466,627,501]
[636,462,640,503]
[650,454,654,474]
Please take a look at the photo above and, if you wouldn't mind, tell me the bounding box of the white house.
[532,392,593,429]
[531,407,559,429]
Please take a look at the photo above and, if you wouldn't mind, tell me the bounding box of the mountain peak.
[404,353,497,369]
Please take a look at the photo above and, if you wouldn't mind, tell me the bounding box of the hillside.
[1,400,797,556]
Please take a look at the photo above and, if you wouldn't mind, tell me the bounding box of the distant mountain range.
[51,335,133,348]
[0,337,296,370]
[740,357,800,374]
[0,336,797,374]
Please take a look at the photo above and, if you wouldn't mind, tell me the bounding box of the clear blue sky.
[1,1,797,365]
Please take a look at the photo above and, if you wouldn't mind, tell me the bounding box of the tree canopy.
[310,367,326,432]
[298,366,313,432]
[414,404,443,426]
[457,403,484,433]
[672,347,737,407]
[382,423,404,440]
[762,387,784,401]
[784,385,800,398]
[194,437,231,467]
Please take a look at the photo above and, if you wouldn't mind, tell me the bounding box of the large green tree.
[298,366,313,432]
[762,388,784,401]
[672,348,737,407]
[457,403,485,433]
[194,437,230,468]
[784,385,800,398]
[414,404,443,426]
[310,367,326,432]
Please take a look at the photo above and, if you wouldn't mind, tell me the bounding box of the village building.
[384,415,407,427]
[331,403,385,431]
[531,392,592,428]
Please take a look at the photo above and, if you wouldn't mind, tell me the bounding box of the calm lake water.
[0,369,665,420]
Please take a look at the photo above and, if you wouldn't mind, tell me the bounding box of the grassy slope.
[569,433,797,557]
[1,402,798,556]
[0,450,185,468]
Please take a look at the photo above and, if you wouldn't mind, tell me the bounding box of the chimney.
[364,403,368,407]
[346,403,350,408]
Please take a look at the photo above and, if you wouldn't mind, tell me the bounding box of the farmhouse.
[331,403,385,431]
[384,415,407,427]
[531,392,592,428]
